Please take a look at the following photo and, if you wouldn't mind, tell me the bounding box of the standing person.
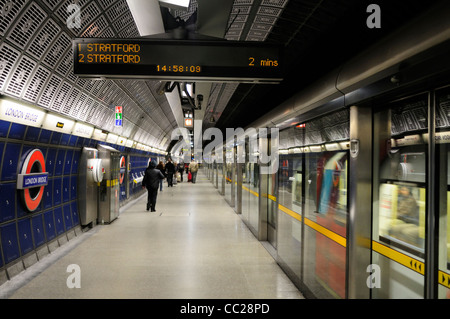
[189,159,199,184]
[156,161,165,191]
[165,159,176,187]
[177,161,184,182]
[142,160,165,212]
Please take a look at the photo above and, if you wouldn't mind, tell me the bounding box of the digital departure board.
[73,38,283,83]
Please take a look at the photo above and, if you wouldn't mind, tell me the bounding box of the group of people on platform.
[142,158,199,212]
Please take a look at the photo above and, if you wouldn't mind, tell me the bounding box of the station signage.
[184,118,193,128]
[17,173,48,189]
[42,113,74,134]
[115,106,123,127]
[17,149,48,212]
[0,97,45,127]
[73,38,283,83]
[73,122,94,138]
[119,156,126,184]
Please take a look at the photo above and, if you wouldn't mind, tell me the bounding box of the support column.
[348,105,373,299]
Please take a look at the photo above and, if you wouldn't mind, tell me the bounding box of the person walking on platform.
[165,159,176,187]
[189,159,199,184]
[142,160,165,212]
[156,161,165,191]
[177,161,184,182]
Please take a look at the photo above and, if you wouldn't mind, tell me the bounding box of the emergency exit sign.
[115,106,123,126]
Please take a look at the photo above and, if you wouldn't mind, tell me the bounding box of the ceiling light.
[159,0,191,11]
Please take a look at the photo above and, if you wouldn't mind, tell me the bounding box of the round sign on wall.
[17,149,48,212]
[119,156,126,184]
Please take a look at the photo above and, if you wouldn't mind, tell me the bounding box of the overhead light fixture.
[159,0,191,11]
[180,82,195,108]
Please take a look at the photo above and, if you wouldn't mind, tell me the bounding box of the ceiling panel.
[0,0,183,151]
[3,0,427,152]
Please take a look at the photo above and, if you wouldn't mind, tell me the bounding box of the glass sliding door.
[372,93,428,298]
[242,161,250,223]
[436,87,450,298]
[277,153,303,284]
[225,144,233,205]
[248,162,260,234]
[302,110,349,299]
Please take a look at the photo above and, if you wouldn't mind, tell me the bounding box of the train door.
[241,139,251,226]
[299,110,350,299]
[242,135,260,237]
[241,161,249,223]
[225,142,234,207]
[248,162,260,235]
[266,133,278,248]
[235,144,242,214]
[372,93,428,298]
[436,87,450,298]
[277,150,303,286]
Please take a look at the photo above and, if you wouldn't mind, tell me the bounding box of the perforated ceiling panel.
[0,0,177,150]
[202,0,288,130]
[0,0,290,150]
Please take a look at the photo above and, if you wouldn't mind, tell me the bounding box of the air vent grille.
[5,54,36,97]
[7,2,47,49]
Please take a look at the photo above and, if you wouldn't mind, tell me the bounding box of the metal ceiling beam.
[196,0,234,38]
[126,0,165,36]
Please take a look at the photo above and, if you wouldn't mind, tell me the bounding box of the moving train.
[203,2,450,299]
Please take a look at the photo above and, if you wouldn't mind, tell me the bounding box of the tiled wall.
[0,119,158,284]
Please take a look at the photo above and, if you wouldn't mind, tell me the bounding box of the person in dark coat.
[142,160,165,212]
[165,159,176,187]
[156,161,165,191]
[177,162,184,182]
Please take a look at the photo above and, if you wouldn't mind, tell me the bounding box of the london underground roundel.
[119,156,126,184]
[17,149,48,212]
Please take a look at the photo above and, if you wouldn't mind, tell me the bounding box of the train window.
[278,154,303,214]
[436,87,450,298]
[372,93,428,298]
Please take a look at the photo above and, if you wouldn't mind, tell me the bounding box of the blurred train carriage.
[204,1,450,298]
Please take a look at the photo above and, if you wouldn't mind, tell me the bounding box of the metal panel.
[6,2,47,49]
[55,48,73,76]
[0,0,27,36]
[38,74,62,109]
[257,136,268,241]
[5,55,36,97]
[81,15,109,38]
[97,144,120,224]
[22,65,51,103]
[26,18,61,60]
[78,147,100,226]
[51,81,71,112]
[347,105,373,299]
[0,43,20,91]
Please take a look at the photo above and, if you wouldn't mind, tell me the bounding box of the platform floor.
[0,170,303,299]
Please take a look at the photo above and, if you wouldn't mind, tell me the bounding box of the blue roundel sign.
[17,149,48,212]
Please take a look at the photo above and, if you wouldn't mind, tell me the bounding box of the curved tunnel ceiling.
[0,0,290,153]
[0,0,443,154]
[0,0,184,151]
